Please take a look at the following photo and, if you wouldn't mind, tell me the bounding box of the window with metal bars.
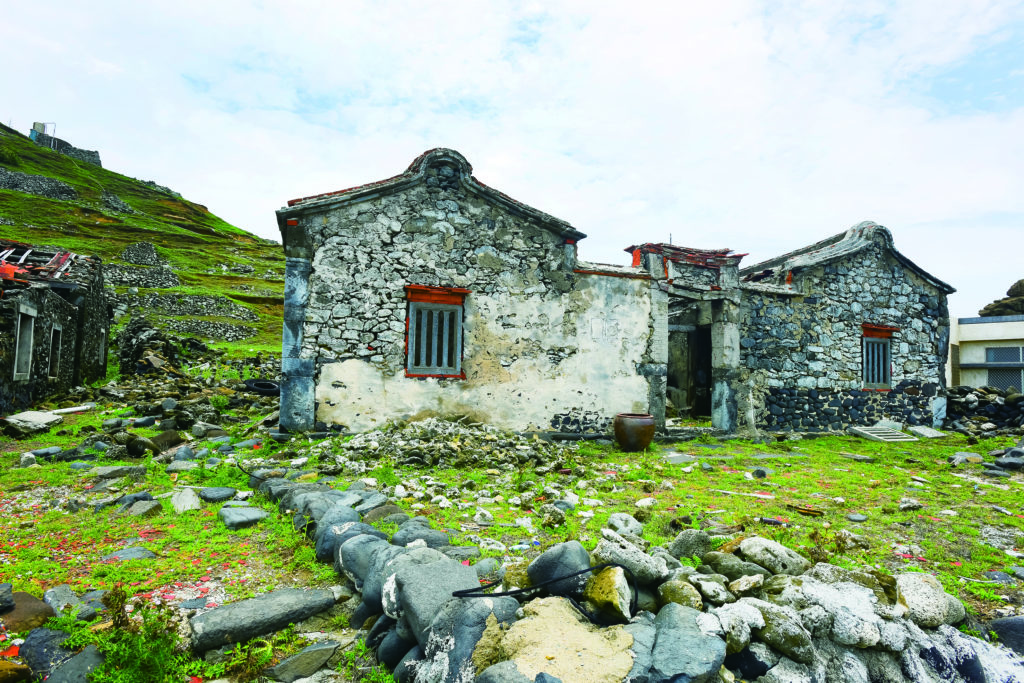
[13,308,36,381]
[988,367,1024,392]
[862,337,890,388]
[986,347,1023,363]
[407,302,463,376]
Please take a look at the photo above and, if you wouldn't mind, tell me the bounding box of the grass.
[4,361,1024,677]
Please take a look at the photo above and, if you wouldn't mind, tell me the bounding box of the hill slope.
[0,122,284,355]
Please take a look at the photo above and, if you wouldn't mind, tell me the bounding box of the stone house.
[275,149,666,433]
[639,222,955,433]
[0,239,107,413]
[277,148,953,436]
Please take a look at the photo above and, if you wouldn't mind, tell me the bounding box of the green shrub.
[0,145,20,166]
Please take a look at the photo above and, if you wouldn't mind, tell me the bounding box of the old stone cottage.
[277,149,954,435]
[0,239,107,413]
[642,222,955,432]
[276,149,665,433]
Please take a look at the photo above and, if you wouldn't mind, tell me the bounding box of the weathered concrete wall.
[284,155,660,433]
[739,239,949,431]
[0,287,77,413]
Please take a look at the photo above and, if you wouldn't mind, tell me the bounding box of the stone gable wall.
[292,163,659,433]
[739,241,949,430]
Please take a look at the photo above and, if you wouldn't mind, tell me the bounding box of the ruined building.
[277,150,953,435]
[0,240,107,413]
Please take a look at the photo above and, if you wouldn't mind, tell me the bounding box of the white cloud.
[2,0,1023,318]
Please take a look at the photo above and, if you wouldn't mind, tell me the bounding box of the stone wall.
[108,293,257,321]
[740,242,950,430]
[104,265,180,288]
[30,131,102,167]
[0,287,78,413]
[282,153,661,433]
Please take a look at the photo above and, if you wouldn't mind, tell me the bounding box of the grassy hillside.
[0,123,284,355]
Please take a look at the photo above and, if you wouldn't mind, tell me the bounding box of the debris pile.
[337,418,575,469]
[946,385,1024,435]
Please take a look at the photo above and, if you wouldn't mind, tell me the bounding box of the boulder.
[581,566,633,624]
[607,513,645,537]
[0,583,15,613]
[592,529,670,587]
[476,661,533,683]
[101,547,156,562]
[701,551,771,582]
[190,588,336,653]
[2,411,62,437]
[989,615,1024,657]
[667,529,711,561]
[895,573,948,628]
[394,558,481,646]
[171,488,202,513]
[649,603,726,683]
[414,596,519,681]
[391,524,450,549]
[657,580,703,611]
[741,598,815,664]
[315,522,387,564]
[337,535,391,588]
[199,487,237,503]
[43,585,95,621]
[737,537,810,576]
[18,628,72,678]
[711,601,765,654]
[527,541,591,597]
[44,645,104,683]
[265,640,339,682]
[1,592,55,631]
[219,507,269,530]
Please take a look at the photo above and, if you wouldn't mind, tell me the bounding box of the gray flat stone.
[907,425,947,439]
[91,466,146,479]
[199,487,237,503]
[166,460,200,473]
[190,588,336,653]
[101,547,156,562]
[128,500,162,517]
[219,506,269,530]
[266,640,339,682]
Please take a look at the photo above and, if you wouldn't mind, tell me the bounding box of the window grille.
[863,337,890,388]
[407,302,462,375]
[986,347,1023,363]
[988,368,1024,392]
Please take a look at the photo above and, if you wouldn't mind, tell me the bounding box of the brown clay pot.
[613,413,656,452]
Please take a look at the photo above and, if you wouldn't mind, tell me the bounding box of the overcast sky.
[3,1,1023,320]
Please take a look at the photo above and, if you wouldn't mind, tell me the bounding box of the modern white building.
[949,315,1024,391]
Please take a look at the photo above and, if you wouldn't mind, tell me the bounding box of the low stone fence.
[761,380,939,432]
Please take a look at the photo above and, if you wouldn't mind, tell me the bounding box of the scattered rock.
[219,507,270,531]
[737,537,811,576]
[171,488,202,513]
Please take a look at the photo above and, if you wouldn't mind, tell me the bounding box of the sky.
[2,0,1023,321]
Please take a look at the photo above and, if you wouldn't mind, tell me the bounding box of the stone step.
[848,426,919,442]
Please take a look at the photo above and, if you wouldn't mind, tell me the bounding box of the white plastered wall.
[316,274,653,432]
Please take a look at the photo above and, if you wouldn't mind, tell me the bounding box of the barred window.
[863,337,891,388]
[986,347,1022,363]
[408,302,462,375]
[405,284,469,378]
[988,368,1024,392]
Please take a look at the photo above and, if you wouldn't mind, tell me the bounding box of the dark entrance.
[667,325,713,419]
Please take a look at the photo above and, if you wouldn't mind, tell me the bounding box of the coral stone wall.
[740,242,950,430]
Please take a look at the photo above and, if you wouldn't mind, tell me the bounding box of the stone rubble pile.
[217,472,1024,683]
[946,385,1024,435]
[336,418,576,469]
[978,278,1024,317]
